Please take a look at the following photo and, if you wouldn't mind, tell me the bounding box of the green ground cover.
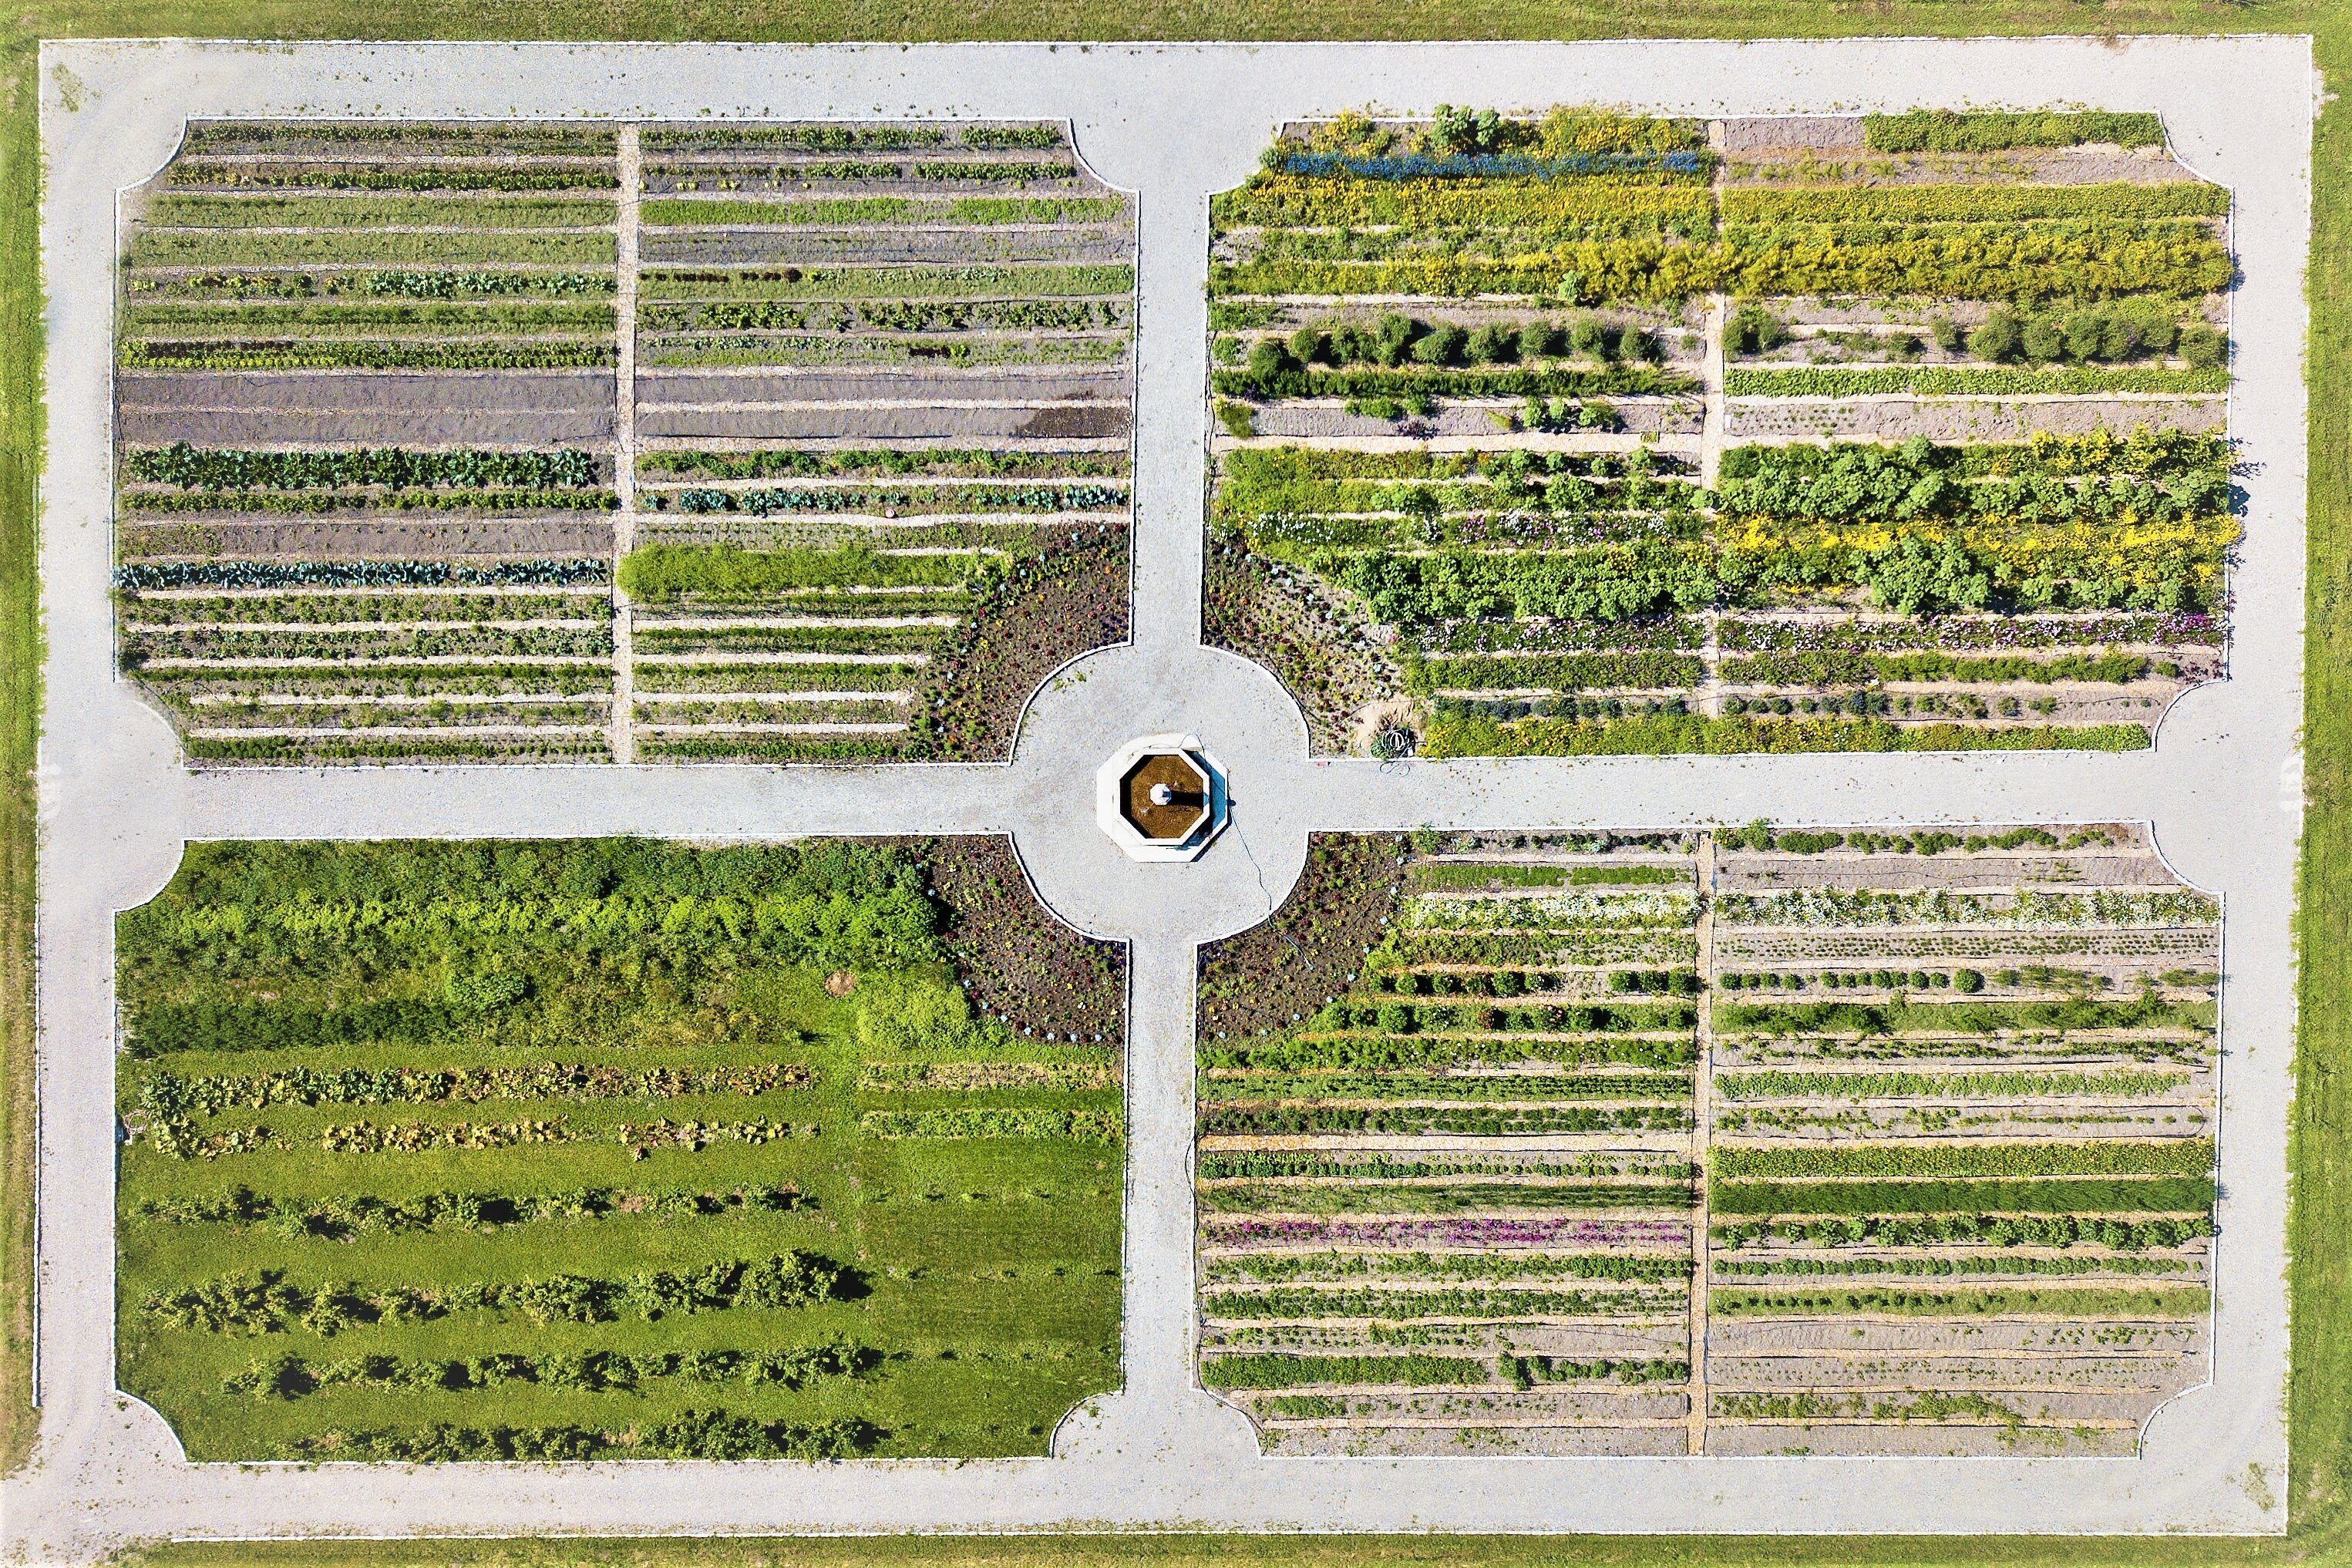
[114,837,1122,1461]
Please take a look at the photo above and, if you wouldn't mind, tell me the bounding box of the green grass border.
[0,2,2334,1563]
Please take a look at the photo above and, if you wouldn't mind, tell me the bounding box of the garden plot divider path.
[15,35,2310,1562]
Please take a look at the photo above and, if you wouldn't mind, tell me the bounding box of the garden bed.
[115,836,1124,1460]
[112,119,1137,765]
[1196,821,2217,1456]
[1205,109,2237,757]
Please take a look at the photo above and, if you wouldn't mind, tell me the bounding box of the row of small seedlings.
[1195,823,2216,1455]
[1204,108,2237,759]
[112,119,1136,765]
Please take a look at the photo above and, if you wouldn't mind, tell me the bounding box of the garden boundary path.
[5,35,2314,1563]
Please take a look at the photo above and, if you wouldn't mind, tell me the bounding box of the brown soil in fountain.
[1122,751,1209,841]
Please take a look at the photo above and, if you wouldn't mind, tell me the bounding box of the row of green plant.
[637,263,1132,301]
[1213,176,1714,238]
[1713,994,2212,1035]
[1203,1033,1693,1074]
[122,488,617,516]
[1714,1067,2189,1100]
[856,1107,1122,1142]
[1205,1069,1687,1103]
[1709,1175,2215,1217]
[1711,1252,2192,1280]
[280,1413,872,1462]
[1723,180,2226,224]
[1199,1105,1690,1136]
[644,123,1061,153]
[1721,967,1988,991]
[639,447,1126,482]
[1363,965,1696,1000]
[129,230,618,266]
[1711,823,2109,855]
[131,1183,808,1236]
[1710,1284,2206,1317]
[1198,1250,1687,1284]
[617,543,973,600]
[124,269,616,301]
[148,194,617,229]
[638,194,1122,227]
[1725,364,2228,396]
[183,121,617,153]
[126,443,601,494]
[1211,224,2229,304]
[144,1251,850,1333]
[1301,998,1696,1033]
[124,301,617,332]
[1711,1137,2211,1180]
[168,163,619,193]
[1710,1212,2213,1251]
[1859,109,2166,153]
[1422,713,2151,758]
[639,297,1125,333]
[134,1061,809,1119]
[1201,1285,1683,1320]
[120,338,614,372]
[223,1340,873,1401]
[1201,1353,1489,1390]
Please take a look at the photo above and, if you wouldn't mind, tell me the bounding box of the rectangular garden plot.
[624,123,1135,763]
[1703,822,2215,1457]
[1195,834,1702,1456]
[1193,824,2216,1457]
[116,835,1125,1460]
[113,119,1136,766]
[113,121,627,764]
[1204,109,2236,759]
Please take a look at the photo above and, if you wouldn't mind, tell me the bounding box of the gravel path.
[11,34,2310,1560]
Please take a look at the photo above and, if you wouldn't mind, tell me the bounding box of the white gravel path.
[6,33,2313,1560]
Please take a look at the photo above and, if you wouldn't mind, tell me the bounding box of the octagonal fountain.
[1095,733,1230,863]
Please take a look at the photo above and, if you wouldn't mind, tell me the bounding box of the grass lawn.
[113,839,1121,1461]
[0,0,2340,1562]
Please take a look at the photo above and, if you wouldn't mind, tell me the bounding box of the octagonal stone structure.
[1095,733,1230,863]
